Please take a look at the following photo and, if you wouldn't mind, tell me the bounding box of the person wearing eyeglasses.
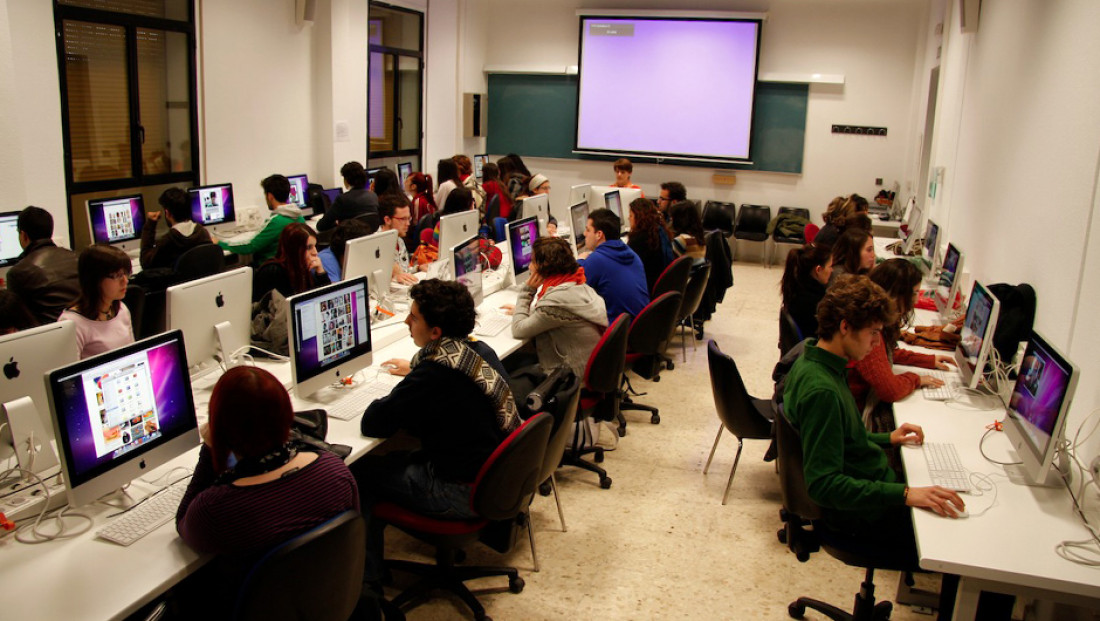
[59,244,135,359]
[379,194,421,285]
[656,181,687,223]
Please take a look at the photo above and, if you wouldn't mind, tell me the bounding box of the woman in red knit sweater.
[847,260,954,419]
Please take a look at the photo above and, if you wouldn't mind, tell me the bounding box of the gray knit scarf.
[410,336,519,433]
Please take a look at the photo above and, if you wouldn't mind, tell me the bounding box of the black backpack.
[986,283,1036,366]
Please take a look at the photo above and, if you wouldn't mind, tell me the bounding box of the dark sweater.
[6,240,80,325]
[175,445,359,555]
[317,188,379,232]
[579,240,650,323]
[252,262,331,303]
[360,339,509,482]
[782,340,905,528]
[785,278,827,340]
[139,220,213,270]
[627,228,674,294]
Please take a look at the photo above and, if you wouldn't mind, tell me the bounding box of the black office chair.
[123,283,147,340]
[650,255,693,366]
[174,243,225,284]
[702,200,737,237]
[620,291,682,432]
[703,340,774,505]
[234,510,366,621]
[779,306,804,357]
[374,414,552,621]
[674,262,711,361]
[733,204,771,265]
[770,206,811,265]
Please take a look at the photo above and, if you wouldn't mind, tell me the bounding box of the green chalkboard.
[487,74,808,174]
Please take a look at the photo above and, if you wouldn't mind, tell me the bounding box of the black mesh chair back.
[174,243,225,284]
[650,254,693,299]
[234,510,366,621]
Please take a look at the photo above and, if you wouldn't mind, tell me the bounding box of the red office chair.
[619,291,682,433]
[650,255,693,300]
[560,313,631,490]
[804,222,820,244]
[373,413,553,621]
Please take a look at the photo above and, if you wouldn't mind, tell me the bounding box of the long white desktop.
[0,271,527,620]
[894,316,1100,619]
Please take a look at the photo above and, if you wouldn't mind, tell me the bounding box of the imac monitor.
[453,235,484,306]
[0,210,22,268]
[921,219,940,271]
[322,187,343,206]
[569,184,591,208]
[1003,331,1079,487]
[286,174,309,210]
[87,195,146,253]
[900,202,923,254]
[954,281,1000,389]
[343,229,398,303]
[437,210,480,272]
[518,193,550,235]
[397,162,413,185]
[935,242,964,317]
[603,190,623,221]
[570,201,590,251]
[367,167,386,188]
[166,266,253,375]
[287,277,373,398]
[507,216,539,287]
[473,154,488,181]
[45,330,200,508]
[187,183,236,228]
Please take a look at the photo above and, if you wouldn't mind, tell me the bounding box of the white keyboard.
[922,369,961,401]
[922,442,971,492]
[324,376,401,421]
[474,311,511,337]
[97,483,186,546]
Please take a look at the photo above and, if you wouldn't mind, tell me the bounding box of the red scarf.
[537,267,586,300]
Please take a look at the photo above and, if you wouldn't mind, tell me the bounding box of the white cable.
[0,466,93,544]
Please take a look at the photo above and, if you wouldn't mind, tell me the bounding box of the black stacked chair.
[702,200,737,237]
[770,206,811,265]
[732,204,771,264]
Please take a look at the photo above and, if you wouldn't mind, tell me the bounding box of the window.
[368,3,423,171]
[55,0,197,248]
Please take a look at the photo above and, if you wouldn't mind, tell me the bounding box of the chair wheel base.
[599,476,612,489]
[650,413,660,424]
[788,602,805,619]
[538,481,552,496]
[616,425,627,438]
[666,361,675,371]
[509,576,525,593]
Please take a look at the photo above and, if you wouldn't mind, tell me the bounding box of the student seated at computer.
[404,172,437,224]
[60,245,135,359]
[139,187,213,271]
[480,162,512,219]
[355,279,519,588]
[453,154,486,213]
[496,153,531,202]
[316,161,379,233]
[377,194,420,285]
[669,201,706,266]
[6,206,80,325]
[434,158,461,209]
[524,173,550,198]
[215,174,305,263]
[317,219,372,282]
[848,259,952,418]
[370,168,409,212]
[0,290,37,335]
[414,188,475,265]
[656,181,687,223]
[611,157,643,193]
[814,194,870,248]
[504,236,607,378]
[827,228,876,286]
[251,223,330,303]
[578,208,649,324]
[781,243,833,340]
[627,198,674,292]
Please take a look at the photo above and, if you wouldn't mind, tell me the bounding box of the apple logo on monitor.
[3,357,19,380]
[374,248,381,259]
[215,292,224,308]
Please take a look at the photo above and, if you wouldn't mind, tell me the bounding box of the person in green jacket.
[783,274,965,543]
[215,174,305,263]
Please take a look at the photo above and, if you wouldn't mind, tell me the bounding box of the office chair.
[703,340,774,505]
[649,255,693,366]
[485,193,501,224]
[674,262,711,361]
[770,206,811,265]
[775,409,912,621]
[804,222,820,244]
[234,510,366,621]
[174,243,225,284]
[493,217,508,243]
[619,291,682,432]
[527,369,581,571]
[123,283,147,340]
[374,414,552,621]
[778,306,804,357]
[353,211,381,234]
[702,200,737,237]
[561,313,630,490]
[732,204,771,265]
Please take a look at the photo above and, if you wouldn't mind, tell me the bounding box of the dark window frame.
[368,2,423,160]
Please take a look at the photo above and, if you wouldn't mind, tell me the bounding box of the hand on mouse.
[380,359,410,376]
[906,485,967,518]
[499,304,515,316]
[890,422,925,446]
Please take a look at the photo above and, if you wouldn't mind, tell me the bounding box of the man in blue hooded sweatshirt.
[578,208,649,323]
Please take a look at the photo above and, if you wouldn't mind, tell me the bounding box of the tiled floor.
[388,257,940,620]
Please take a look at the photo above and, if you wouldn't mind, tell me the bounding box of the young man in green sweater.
[784,275,965,540]
[214,174,305,263]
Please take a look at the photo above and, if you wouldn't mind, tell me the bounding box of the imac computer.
[453,235,484,306]
[921,218,940,274]
[1002,331,1079,487]
[286,174,310,211]
[506,216,539,288]
[397,162,413,186]
[954,281,1000,389]
[322,187,342,206]
[188,183,237,233]
[287,277,373,398]
[569,184,591,208]
[617,187,642,208]
[437,210,480,273]
[166,266,253,375]
[343,229,397,305]
[367,167,387,188]
[473,154,488,181]
[935,242,965,318]
[45,330,200,508]
[570,201,590,252]
[0,321,79,485]
[898,202,923,255]
[0,210,22,268]
[87,195,146,254]
[603,190,623,221]
[516,193,550,235]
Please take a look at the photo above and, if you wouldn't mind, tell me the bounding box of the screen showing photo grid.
[292,280,372,381]
[190,185,235,225]
[90,197,144,243]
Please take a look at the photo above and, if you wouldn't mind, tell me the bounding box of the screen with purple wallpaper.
[188,183,236,226]
[88,195,146,245]
[290,277,372,383]
[1007,333,1075,460]
[576,17,761,161]
[48,331,196,487]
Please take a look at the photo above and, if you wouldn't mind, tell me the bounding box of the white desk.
[871,217,902,239]
[893,376,1100,618]
[0,285,526,620]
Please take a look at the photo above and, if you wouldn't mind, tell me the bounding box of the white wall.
[481,0,927,225]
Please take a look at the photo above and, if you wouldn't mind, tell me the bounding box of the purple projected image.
[88,195,146,245]
[576,18,760,160]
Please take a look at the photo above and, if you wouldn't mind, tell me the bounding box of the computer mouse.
[381,363,398,371]
[944,499,969,519]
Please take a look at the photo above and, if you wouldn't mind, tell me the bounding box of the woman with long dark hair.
[434,159,461,209]
[626,197,674,292]
[828,227,876,286]
[404,172,437,223]
[60,244,135,359]
[481,162,512,219]
[779,243,833,339]
[252,223,330,302]
[669,200,706,265]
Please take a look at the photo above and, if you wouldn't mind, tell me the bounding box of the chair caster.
[509,576,525,593]
[616,424,627,438]
[594,450,604,463]
[650,413,660,424]
[788,602,805,619]
[777,527,787,544]
[666,361,675,371]
[538,480,552,496]
[599,476,612,489]
[653,375,661,382]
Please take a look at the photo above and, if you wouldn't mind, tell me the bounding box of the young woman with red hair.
[251,222,330,302]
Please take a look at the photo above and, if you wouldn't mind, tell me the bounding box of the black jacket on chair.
[7,240,80,325]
